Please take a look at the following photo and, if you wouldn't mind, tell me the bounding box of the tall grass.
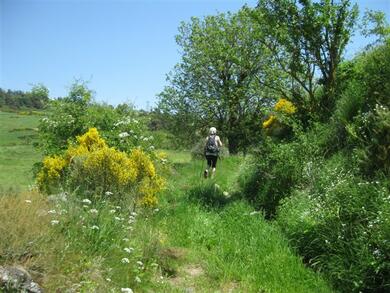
[149,155,333,292]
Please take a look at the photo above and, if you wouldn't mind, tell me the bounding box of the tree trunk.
[227,133,239,154]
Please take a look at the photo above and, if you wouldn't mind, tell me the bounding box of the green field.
[0,111,42,192]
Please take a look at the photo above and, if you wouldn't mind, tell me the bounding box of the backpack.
[205,135,219,155]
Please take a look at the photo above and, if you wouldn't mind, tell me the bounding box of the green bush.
[334,38,390,176]
[237,139,304,218]
[38,82,156,156]
[277,155,390,292]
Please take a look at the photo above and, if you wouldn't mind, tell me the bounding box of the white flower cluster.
[114,117,139,127]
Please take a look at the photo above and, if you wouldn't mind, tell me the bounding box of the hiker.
[204,127,222,178]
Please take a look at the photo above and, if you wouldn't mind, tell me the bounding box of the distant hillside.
[0,86,49,110]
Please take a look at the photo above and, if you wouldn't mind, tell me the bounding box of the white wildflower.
[121,288,133,293]
[51,220,59,225]
[105,191,113,196]
[122,238,130,242]
[47,210,57,214]
[82,199,92,204]
[106,278,111,282]
[124,247,134,253]
[109,209,116,214]
[131,212,137,217]
[121,257,130,264]
[91,225,99,230]
[135,276,141,283]
[153,208,159,213]
[136,261,143,267]
[249,211,260,216]
[89,209,98,214]
[223,191,229,197]
[25,200,32,204]
[119,132,130,138]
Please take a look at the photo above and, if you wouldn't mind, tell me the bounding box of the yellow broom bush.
[37,128,165,206]
[262,99,297,135]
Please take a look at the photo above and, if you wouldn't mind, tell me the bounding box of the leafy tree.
[251,0,358,120]
[158,10,270,153]
[28,84,49,108]
[0,84,49,109]
[361,9,390,44]
[38,81,93,154]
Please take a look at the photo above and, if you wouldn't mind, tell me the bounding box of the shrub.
[333,38,390,176]
[262,98,298,140]
[237,139,303,218]
[348,104,390,176]
[277,155,390,292]
[37,128,165,206]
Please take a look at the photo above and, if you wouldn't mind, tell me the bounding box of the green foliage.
[277,155,390,292]
[38,82,92,155]
[158,10,267,154]
[0,84,49,110]
[237,139,304,218]
[38,82,156,156]
[361,10,390,44]
[252,0,358,120]
[334,38,390,175]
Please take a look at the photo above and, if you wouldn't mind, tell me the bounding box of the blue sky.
[1,0,389,109]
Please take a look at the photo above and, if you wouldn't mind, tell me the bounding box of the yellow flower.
[36,155,67,191]
[37,127,165,204]
[76,127,106,151]
[262,115,276,129]
[274,98,296,114]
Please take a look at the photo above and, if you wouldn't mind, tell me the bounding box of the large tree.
[251,0,358,120]
[158,10,271,154]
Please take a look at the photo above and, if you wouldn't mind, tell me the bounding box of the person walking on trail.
[204,127,222,178]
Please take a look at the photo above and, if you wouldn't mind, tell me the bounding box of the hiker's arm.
[217,136,222,147]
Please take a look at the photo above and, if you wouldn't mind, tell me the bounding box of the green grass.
[144,153,334,292]
[0,111,42,191]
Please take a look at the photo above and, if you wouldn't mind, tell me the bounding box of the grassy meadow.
[0,111,334,292]
[0,111,42,192]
